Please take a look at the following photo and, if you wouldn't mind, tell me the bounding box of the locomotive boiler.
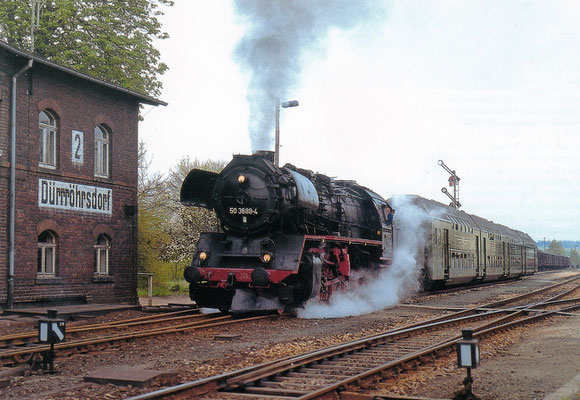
[181,151,394,312]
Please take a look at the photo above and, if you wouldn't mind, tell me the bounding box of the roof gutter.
[8,58,34,309]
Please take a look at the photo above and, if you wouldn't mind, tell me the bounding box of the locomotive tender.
[181,152,538,312]
[181,151,394,311]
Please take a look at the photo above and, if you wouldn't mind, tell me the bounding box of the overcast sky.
[139,1,580,243]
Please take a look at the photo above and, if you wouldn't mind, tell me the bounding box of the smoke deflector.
[180,169,219,209]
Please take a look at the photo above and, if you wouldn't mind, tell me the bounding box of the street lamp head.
[281,100,299,108]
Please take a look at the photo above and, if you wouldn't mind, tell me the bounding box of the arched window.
[38,231,57,276]
[39,110,58,168]
[94,125,110,178]
[95,234,111,275]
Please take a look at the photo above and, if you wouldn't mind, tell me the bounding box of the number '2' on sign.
[72,130,84,164]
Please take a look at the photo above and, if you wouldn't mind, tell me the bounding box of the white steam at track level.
[298,195,443,319]
[232,0,382,152]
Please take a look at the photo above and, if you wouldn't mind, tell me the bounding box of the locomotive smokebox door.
[38,309,66,344]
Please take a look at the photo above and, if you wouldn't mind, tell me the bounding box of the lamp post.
[454,328,481,400]
[274,99,299,167]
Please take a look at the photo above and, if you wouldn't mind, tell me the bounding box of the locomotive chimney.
[253,150,275,163]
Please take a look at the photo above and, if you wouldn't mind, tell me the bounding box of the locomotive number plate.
[229,207,259,215]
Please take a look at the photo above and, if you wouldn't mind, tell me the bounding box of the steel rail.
[0,313,277,366]
[221,310,530,394]
[296,311,553,400]
[125,309,507,400]
[482,274,580,309]
[121,310,526,399]
[126,277,580,400]
[0,307,203,347]
[295,286,580,400]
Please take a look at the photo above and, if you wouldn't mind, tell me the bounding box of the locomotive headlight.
[198,251,208,261]
[238,174,246,184]
[261,253,272,263]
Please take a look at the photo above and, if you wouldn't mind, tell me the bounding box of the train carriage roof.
[393,195,475,228]
[514,230,537,247]
[392,195,535,247]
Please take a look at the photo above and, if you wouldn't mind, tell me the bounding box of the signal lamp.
[238,175,246,184]
[454,328,480,399]
[198,251,208,261]
[457,329,480,368]
[261,253,272,263]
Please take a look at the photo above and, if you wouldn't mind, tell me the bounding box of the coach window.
[94,125,110,178]
[39,110,58,169]
[95,234,111,275]
[38,231,57,276]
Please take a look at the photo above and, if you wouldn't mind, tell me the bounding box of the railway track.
[0,307,199,347]
[0,308,278,366]
[128,275,580,400]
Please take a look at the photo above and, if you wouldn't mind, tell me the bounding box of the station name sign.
[38,178,112,215]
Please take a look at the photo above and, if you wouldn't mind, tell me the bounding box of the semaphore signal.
[438,159,461,209]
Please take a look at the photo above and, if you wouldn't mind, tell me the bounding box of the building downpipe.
[8,59,34,308]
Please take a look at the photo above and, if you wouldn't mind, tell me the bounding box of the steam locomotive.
[181,152,539,312]
[181,151,394,312]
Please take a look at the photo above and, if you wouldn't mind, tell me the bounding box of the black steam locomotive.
[181,151,394,312]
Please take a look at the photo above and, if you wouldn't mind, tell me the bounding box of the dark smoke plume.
[233,0,382,152]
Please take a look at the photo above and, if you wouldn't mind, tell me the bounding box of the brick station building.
[0,40,166,308]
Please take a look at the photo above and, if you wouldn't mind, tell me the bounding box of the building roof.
[0,40,167,107]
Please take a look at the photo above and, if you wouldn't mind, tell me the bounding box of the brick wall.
[1,51,142,306]
[0,54,14,302]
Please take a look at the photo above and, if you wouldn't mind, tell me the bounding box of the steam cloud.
[298,195,443,319]
[233,0,380,152]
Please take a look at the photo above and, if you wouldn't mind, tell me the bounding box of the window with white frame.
[95,234,110,275]
[94,125,110,178]
[37,231,56,276]
[39,110,58,169]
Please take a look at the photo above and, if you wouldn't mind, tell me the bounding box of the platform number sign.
[72,130,84,164]
[38,318,66,344]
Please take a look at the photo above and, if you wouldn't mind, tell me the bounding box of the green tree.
[162,157,225,264]
[137,145,225,292]
[570,248,579,266]
[547,240,567,256]
[0,0,172,97]
[137,142,173,290]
